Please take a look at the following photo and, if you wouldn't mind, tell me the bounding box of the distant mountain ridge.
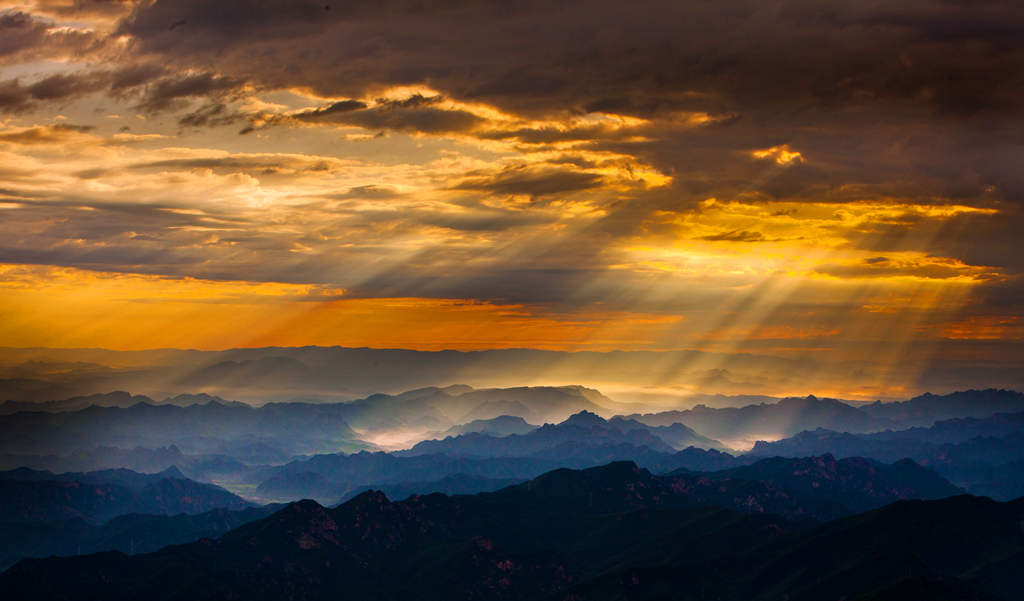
[439,415,538,438]
[2,387,1021,503]
[5,387,1021,460]
[340,384,611,429]
[749,412,1024,500]
[0,398,370,458]
[0,391,240,415]
[0,345,811,404]
[253,410,739,501]
[622,395,893,445]
[0,467,251,523]
[859,389,1024,426]
[0,465,189,488]
[399,410,679,458]
[0,385,614,460]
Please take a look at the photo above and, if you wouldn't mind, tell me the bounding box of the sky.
[0,0,1022,398]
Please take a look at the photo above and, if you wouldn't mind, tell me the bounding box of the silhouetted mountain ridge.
[1,461,1014,601]
[440,415,537,438]
[399,410,678,458]
[860,389,1024,426]
[620,395,892,445]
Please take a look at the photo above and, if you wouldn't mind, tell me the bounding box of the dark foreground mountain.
[1,462,1015,601]
[0,505,276,572]
[0,467,250,523]
[560,494,1024,601]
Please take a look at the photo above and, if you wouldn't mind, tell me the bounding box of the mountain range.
[0,391,240,415]
[3,452,956,577]
[247,410,743,502]
[216,403,1024,503]
[858,389,1024,426]
[0,346,815,403]
[2,461,1017,601]
[4,388,1021,505]
[399,410,679,457]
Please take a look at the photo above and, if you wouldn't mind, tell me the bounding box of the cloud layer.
[0,0,1021,396]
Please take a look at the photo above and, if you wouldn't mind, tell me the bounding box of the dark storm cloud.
[18,0,1009,225]
[0,10,51,58]
[293,99,368,120]
[286,95,484,135]
[0,79,33,112]
[844,201,1024,280]
[136,72,245,112]
[480,124,631,145]
[333,105,483,135]
[454,165,604,197]
[25,73,107,100]
[109,63,169,91]
[813,258,986,280]
[0,199,242,273]
[0,61,239,114]
[4,0,1023,335]
[0,10,102,62]
[127,155,341,176]
[178,103,246,128]
[116,0,1024,120]
[0,74,109,112]
[109,0,1024,213]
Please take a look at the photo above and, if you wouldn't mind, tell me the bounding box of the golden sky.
[0,0,1021,397]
